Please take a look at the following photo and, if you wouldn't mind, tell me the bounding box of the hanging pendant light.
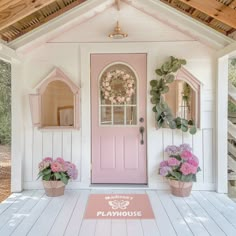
[108,21,128,39]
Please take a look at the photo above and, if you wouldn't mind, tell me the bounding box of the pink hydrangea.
[179,144,192,152]
[51,161,63,172]
[167,158,180,167]
[181,150,193,160]
[180,163,195,175]
[67,168,78,179]
[43,157,53,163]
[38,160,50,171]
[56,157,65,164]
[160,161,168,167]
[191,155,199,163]
[187,158,199,167]
[159,166,171,176]
[165,145,179,155]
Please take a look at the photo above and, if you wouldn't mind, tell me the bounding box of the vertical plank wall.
[21,42,216,190]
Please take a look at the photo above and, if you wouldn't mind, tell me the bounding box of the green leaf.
[42,169,51,175]
[163,61,171,72]
[37,172,43,180]
[55,172,62,180]
[181,174,193,182]
[61,177,68,185]
[166,74,175,83]
[169,121,177,129]
[189,126,197,135]
[192,174,197,182]
[171,64,180,72]
[155,69,163,76]
[150,89,157,96]
[180,59,187,65]
[151,97,159,104]
[188,120,194,126]
[181,125,188,132]
[181,119,188,126]
[161,86,169,94]
[171,171,182,181]
[43,174,51,181]
[150,80,157,87]
[152,106,157,112]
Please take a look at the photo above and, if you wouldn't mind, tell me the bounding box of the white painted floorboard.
[0,190,236,236]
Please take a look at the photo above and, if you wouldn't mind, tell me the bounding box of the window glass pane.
[126,106,137,125]
[114,106,124,125]
[101,106,112,125]
[99,63,137,126]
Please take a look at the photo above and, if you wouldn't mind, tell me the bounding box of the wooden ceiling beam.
[178,0,236,28]
[0,0,56,31]
[228,0,236,9]
[161,0,228,34]
[115,0,120,11]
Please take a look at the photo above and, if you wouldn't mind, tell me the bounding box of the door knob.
[139,126,144,145]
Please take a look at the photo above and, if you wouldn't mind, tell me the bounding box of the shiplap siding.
[15,4,217,190]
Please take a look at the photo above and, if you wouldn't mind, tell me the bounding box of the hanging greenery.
[150,56,197,135]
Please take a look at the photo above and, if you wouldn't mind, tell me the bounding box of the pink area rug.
[84,194,155,219]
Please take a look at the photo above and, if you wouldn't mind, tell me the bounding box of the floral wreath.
[101,69,135,104]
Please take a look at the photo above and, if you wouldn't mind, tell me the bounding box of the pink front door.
[91,53,147,184]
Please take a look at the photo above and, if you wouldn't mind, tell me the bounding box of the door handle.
[139,126,145,145]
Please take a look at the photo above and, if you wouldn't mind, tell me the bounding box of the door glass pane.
[99,64,137,126]
[114,107,124,125]
[101,106,112,125]
[126,106,137,125]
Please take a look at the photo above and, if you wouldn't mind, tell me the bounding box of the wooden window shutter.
[29,94,41,127]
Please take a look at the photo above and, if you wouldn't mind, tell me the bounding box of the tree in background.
[0,60,11,144]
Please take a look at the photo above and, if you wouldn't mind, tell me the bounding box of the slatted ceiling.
[0,0,86,42]
[161,0,236,37]
[0,0,235,42]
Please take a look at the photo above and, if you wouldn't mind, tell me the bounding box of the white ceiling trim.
[0,43,21,63]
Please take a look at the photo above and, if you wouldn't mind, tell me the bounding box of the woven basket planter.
[42,180,65,197]
[168,179,192,197]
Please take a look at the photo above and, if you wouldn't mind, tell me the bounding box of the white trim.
[11,61,24,192]
[217,42,236,58]
[0,43,21,63]
[216,56,228,193]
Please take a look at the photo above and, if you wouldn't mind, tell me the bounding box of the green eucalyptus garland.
[150,56,197,135]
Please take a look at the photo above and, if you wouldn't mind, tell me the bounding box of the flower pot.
[42,180,65,197]
[168,179,192,197]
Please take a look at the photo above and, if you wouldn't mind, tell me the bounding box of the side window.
[29,68,80,129]
[164,67,201,128]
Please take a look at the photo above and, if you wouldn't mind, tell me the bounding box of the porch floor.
[0,190,236,236]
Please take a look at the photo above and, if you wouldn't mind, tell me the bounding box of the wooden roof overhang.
[0,0,235,43]
[161,0,236,38]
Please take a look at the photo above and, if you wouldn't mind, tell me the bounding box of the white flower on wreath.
[101,69,135,104]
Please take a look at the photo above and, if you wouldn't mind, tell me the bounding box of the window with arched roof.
[29,68,80,129]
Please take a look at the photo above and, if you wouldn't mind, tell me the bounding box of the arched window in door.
[99,63,138,126]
